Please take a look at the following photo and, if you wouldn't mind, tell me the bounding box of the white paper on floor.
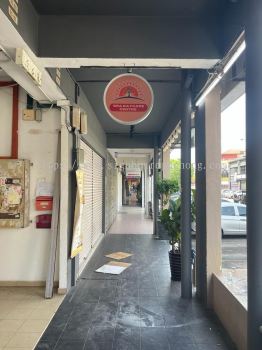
[95,264,128,275]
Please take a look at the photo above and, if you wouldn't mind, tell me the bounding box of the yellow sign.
[71,169,85,258]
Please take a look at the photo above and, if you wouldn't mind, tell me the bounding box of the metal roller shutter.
[78,140,104,272]
[92,151,103,247]
[79,141,93,270]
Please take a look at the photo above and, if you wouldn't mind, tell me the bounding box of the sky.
[171,93,246,160]
[221,93,246,153]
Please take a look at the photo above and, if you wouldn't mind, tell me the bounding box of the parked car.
[221,202,246,236]
[221,198,234,203]
[233,190,243,202]
[221,189,234,199]
[170,192,181,202]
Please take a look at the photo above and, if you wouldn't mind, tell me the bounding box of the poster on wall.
[0,159,30,228]
[71,169,85,258]
[104,73,154,125]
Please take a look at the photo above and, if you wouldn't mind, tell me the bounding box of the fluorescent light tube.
[195,75,222,107]
[223,41,246,74]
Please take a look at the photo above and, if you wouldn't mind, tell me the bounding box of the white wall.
[117,171,122,210]
[213,274,247,350]
[0,88,60,282]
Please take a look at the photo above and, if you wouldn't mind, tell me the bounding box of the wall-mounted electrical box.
[0,159,30,228]
[23,109,35,121]
[36,214,52,229]
[35,196,53,211]
[80,112,88,134]
[72,107,81,130]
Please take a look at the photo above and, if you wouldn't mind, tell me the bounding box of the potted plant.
[157,179,179,240]
[160,197,182,280]
[157,179,179,207]
[160,190,196,281]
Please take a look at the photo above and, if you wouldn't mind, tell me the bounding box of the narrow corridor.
[36,234,235,350]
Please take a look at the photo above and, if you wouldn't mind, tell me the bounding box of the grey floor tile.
[55,339,85,350]
[84,326,115,349]
[35,341,55,350]
[117,300,141,328]
[169,344,198,350]
[141,328,170,350]
[35,234,234,350]
[113,326,141,350]
[196,345,236,350]
[166,325,196,344]
[91,301,118,327]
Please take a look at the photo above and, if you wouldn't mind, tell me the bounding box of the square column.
[181,87,193,299]
[246,1,262,347]
[162,148,170,179]
[195,86,221,306]
[153,137,159,236]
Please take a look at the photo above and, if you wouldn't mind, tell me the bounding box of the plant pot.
[169,250,181,281]
[157,221,170,240]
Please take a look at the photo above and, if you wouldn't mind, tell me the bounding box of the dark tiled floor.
[35,234,236,350]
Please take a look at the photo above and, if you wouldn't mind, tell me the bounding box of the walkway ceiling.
[31,0,227,16]
[28,0,244,68]
[0,1,244,145]
[71,68,182,134]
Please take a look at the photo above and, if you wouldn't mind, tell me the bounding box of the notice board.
[0,159,30,228]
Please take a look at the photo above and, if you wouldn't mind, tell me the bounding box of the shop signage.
[126,170,141,179]
[104,73,154,125]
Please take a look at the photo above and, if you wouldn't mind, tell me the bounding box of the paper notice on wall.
[71,169,85,258]
[36,180,53,197]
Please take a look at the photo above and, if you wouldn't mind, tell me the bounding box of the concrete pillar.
[162,148,170,179]
[181,88,192,299]
[195,86,221,307]
[246,1,262,347]
[142,169,145,208]
[195,103,207,302]
[153,137,159,236]
[144,159,149,217]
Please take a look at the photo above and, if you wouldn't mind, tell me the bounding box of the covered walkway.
[109,207,153,235]
[36,234,234,350]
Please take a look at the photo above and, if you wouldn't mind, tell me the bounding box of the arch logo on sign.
[104,73,154,125]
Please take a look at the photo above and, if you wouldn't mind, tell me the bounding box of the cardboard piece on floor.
[107,261,132,268]
[105,252,133,260]
[95,264,128,275]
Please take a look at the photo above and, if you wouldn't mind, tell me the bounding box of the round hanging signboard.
[103,73,154,125]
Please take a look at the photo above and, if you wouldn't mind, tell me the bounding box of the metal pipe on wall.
[0,82,19,159]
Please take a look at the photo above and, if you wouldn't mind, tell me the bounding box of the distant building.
[221,149,245,189]
[221,149,245,162]
[228,157,246,191]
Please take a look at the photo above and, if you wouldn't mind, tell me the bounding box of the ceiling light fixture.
[195,74,222,107]
[195,31,245,107]
[223,40,246,74]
